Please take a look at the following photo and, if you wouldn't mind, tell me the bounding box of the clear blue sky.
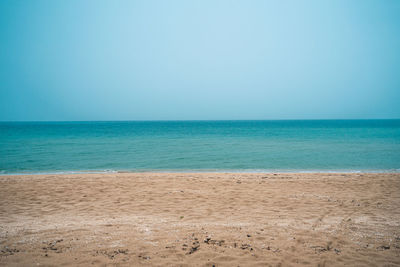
[1,0,399,121]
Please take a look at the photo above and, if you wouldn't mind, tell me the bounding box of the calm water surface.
[0,120,399,174]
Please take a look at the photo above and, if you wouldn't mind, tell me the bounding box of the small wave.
[1,168,399,176]
[0,169,118,176]
[122,168,400,174]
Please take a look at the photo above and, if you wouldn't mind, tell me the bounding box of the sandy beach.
[0,172,399,266]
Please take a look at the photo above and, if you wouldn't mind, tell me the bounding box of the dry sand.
[0,172,399,266]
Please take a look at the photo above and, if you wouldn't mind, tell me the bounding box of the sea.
[0,120,399,174]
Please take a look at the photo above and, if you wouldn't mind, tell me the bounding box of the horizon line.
[1,118,400,123]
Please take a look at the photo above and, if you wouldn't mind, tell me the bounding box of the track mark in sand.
[0,247,20,256]
[311,209,332,230]
[94,248,129,260]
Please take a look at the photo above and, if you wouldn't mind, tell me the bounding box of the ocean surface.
[0,120,400,174]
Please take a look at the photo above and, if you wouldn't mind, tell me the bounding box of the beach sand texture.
[0,173,399,266]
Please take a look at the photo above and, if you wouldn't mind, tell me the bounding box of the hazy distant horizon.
[1,0,399,121]
[1,118,400,123]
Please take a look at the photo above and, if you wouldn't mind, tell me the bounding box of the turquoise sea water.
[0,120,399,174]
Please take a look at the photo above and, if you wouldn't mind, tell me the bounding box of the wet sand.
[0,172,399,266]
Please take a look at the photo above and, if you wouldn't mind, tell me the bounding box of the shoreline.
[2,169,400,176]
[1,172,399,266]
